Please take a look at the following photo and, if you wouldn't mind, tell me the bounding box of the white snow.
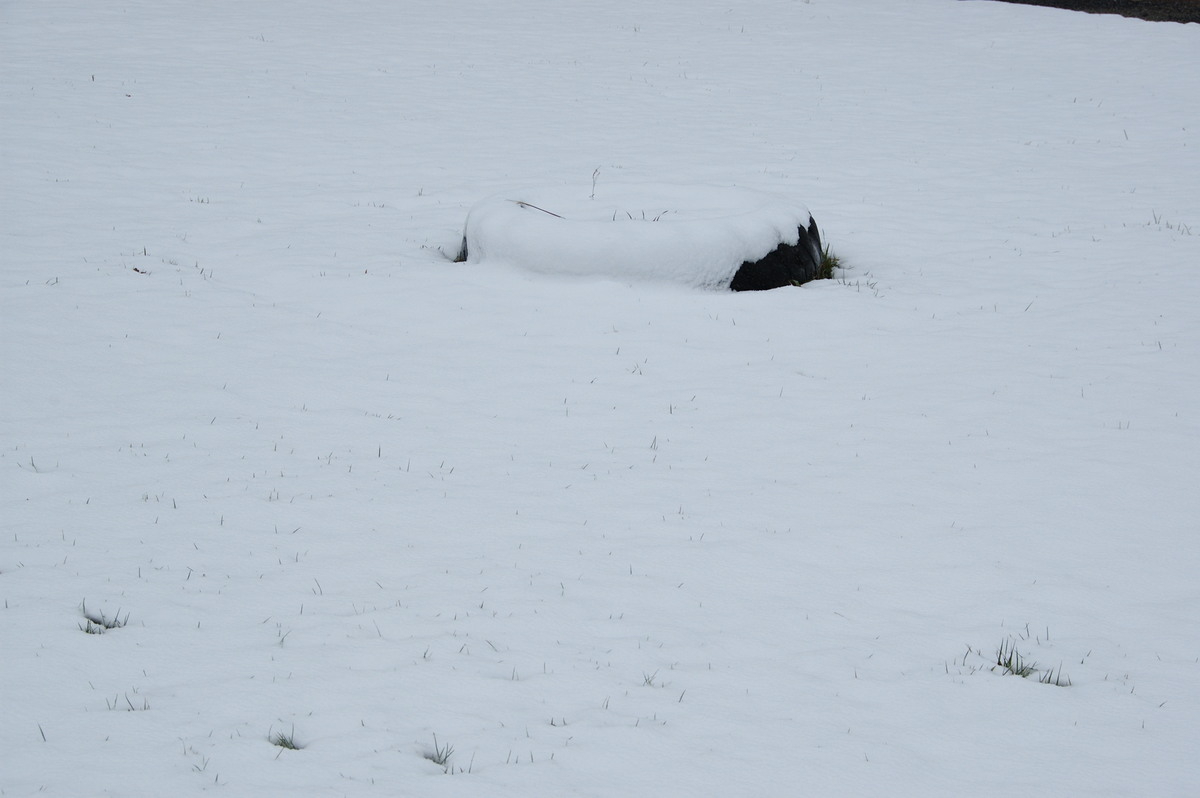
[2,1,1199,796]
[463,184,812,288]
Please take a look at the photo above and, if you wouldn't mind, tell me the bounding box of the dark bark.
[729,215,823,292]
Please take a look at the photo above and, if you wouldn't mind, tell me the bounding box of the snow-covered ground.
[2,1,1198,795]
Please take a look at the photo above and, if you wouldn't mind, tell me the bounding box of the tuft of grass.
[424,733,454,772]
[270,725,302,750]
[79,600,128,634]
[817,243,841,280]
[995,638,1037,678]
[1039,663,1072,687]
[991,636,1072,686]
[791,243,842,286]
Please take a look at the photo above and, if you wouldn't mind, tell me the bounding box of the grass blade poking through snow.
[817,244,842,281]
[425,733,454,773]
[269,725,302,750]
[994,638,1037,678]
[79,600,129,634]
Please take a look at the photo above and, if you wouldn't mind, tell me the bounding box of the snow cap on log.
[461,183,821,291]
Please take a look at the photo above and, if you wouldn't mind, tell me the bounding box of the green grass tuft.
[995,638,1037,678]
[817,243,841,280]
[991,636,1072,686]
[270,725,302,750]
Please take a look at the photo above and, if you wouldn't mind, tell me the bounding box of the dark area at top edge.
[987,0,1200,24]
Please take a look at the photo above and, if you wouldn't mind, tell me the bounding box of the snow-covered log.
[459,184,822,291]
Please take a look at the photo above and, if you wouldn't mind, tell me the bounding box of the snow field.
[3,1,1199,795]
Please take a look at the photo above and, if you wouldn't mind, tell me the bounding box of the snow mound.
[461,183,819,290]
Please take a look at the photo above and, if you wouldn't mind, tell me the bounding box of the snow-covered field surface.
[3,1,1199,795]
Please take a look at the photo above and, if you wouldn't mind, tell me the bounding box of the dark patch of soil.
[988,0,1200,23]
